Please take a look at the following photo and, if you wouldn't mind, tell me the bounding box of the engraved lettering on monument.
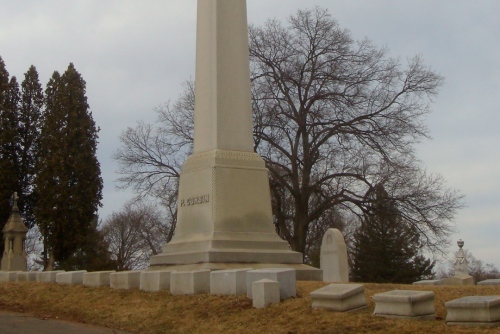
[180,195,210,207]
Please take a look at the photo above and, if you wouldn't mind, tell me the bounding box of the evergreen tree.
[351,184,435,284]
[0,56,21,253]
[18,65,44,229]
[35,63,103,270]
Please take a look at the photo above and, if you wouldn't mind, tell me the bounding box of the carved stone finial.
[457,239,464,250]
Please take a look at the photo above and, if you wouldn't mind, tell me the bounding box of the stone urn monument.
[443,239,474,285]
[1,193,28,271]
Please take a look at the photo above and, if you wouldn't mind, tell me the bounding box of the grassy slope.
[1,281,499,334]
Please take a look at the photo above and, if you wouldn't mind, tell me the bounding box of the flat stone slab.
[110,271,141,290]
[246,268,296,300]
[478,279,500,286]
[56,271,87,285]
[17,272,38,282]
[37,271,65,283]
[446,296,500,327]
[0,271,19,282]
[210,268,252,295]
[373,290,435,319]
[83,271,115,287]
[170,270,211,295]
[412,279,444,286]
[310,284,367,312]
[140,270,172,292]
[253,279,280,308]
[443,275,474,286]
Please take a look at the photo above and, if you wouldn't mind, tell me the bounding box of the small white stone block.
[252,279,280,308]
[17,272,38,282]
[37,270,65,283]
[246,268,296,300]
[110,271,142,289]
[446,296,500,327]
[412,279,444,285]
[83,271,115,287]
[140,270,172,292]
[210,268,252,295]
[56,270,87,285]
[170,270,211,295]
[0,271,19,282]
[373,290,436,319]
[478,279,500,286]
[310,284,367,312]
[443,275,475,286]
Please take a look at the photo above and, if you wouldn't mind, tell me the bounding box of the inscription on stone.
[180,195,210,207]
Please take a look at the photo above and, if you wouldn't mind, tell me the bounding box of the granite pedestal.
[446,296,500,327]
[310,284,367,312]
[373,290,436,319]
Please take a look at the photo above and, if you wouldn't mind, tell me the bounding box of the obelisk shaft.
[193,0,254,153]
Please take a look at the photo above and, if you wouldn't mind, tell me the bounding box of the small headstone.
[252,279,280,308]
[478,279,500,286]
[373,290,436,319]
[0,271,19,282]
[37,270,65,283]
[83,271,115,287]
[246,268,296,300]
[446,296,500,327]
[320,229,349,283]
[17,271,37,282]
[110,271,142,289]
[210,268,252,295]
[170,270,211,295]
[310,284,367,312]
[140,270,172,292]
[56,271,87,285]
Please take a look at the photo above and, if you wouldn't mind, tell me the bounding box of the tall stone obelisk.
[149,0,321,280]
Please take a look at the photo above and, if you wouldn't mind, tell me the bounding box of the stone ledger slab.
[0,271,19,282]
[412,279,444,286]
[210,268,252,295]
[443,275,474,286]
[83,271,115,287]
[37,270,65,283]
[110,271,142,290]
[56,271,87,285]
[170,270,211,295]
[478,279,500,286]
[320,229,349,283]
[246,268,296,300]
[373,290,436,319]
[253,279,280,308]
[445,296,500,327]
[310,284,367,312]
[140,270,172,292]
[16,271,37,282]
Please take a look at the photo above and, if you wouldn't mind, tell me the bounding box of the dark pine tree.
[18,65,44,229]
[0,56,21,253]
[35,63,103,270]
[351,184,435,284]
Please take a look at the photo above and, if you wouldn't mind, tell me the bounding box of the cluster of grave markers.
[2,263,500,327]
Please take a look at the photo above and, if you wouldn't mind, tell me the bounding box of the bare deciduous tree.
[114,7,464,263]
[101,200,173,270]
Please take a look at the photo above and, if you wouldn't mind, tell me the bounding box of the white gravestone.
[320,229,349,282]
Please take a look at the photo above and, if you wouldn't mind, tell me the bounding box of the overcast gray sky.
[1,0,499,268]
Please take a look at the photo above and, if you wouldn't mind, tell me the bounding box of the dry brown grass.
[1,281,500,333]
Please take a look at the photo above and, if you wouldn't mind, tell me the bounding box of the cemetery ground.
[1,282,500,333]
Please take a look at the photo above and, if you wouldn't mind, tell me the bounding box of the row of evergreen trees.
[0,55,109,270]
